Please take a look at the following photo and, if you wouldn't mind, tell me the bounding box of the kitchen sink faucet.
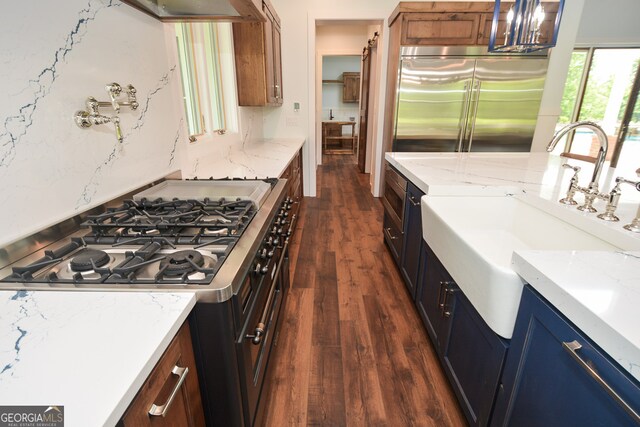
[547,121,609,212]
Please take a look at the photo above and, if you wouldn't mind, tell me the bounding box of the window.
[554,47,640,167]
[175,22,238,138]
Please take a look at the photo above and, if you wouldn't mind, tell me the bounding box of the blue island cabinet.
[416,244,509,426]
[400,181,425,299]
[491,286,640,427]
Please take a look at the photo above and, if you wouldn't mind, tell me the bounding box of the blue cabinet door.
[416,244,451,350]
[400,182,425,299]
[441,282,509,427]
[492,286,640,427]
[417,243,508,426]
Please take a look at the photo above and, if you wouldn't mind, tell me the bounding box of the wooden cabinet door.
[401,12,481,45]
[121,322,205,427]
[272,21,283,104]
[342,72,360,103]
[232,0,282,107]
[491,286,640,427]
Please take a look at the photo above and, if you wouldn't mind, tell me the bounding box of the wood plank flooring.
[262,154,466,426]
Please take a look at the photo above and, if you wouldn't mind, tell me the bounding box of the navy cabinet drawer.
[492,286,640,427]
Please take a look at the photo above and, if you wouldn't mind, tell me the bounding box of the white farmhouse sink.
[421,195,619,339]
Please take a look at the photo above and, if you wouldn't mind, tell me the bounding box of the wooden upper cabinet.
[232,0,283,107]
[477,3,560,46]
[389,2,495,46]
[342,72,360,103]
[401,12,481,45]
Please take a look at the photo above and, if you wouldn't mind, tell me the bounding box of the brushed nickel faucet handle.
[126,84,139,110]
[560,163,580,205]
[106,82,122,112]
[620,176,640,232]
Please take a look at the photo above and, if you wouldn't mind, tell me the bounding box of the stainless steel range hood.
[121,0,265,22]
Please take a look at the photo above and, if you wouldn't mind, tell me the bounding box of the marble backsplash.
[0,1,265,246]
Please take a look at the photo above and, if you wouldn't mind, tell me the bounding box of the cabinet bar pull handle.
[384,227,398,240]
[438,281,447,311]
[148,365,189,417]
[562,340,640,423]
[408,195,421,207]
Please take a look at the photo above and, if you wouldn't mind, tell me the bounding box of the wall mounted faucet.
[74,83,138,143]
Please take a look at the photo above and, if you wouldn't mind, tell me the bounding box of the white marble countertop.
[512,250,640,382]
[0,290,196,427]
[386,151,640,381]
[186,137,304,180]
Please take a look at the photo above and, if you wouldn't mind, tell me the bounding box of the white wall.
[0,1,187,245]
[0,1,264,246]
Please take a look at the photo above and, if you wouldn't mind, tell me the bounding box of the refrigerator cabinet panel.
[464,58,548,152]
[393,58,475,152]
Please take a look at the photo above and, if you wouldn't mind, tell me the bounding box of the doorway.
[321,55,361,156]
[314,22,382,183]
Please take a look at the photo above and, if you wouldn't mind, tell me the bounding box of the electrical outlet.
[286,117,299,127]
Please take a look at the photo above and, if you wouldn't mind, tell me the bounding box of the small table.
[322,121,357,154]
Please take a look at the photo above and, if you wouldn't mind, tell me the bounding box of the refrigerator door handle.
[466,81,482,152]
[457,81,472,152]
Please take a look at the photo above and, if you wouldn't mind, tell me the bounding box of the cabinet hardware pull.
[443,288,453,318]
[408,195,421,207]
[438,281,447,311]
[384,227,398,240]
[148,365,189,417]
[562,340,640,423]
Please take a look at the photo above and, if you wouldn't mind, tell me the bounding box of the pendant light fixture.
[489,0,564,53]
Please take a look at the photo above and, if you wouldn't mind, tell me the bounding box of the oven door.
[237,240,289,426]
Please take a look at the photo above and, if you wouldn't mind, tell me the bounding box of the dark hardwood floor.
[262,154,466,426]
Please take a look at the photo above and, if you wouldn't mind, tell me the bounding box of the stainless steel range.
[0,177,297,427]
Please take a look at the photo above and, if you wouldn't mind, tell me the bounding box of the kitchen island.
[385,152,640,425]
[386,151,640,380]
[0,290,196,427]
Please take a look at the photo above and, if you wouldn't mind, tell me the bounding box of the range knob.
[259,248,268,259]
[266,236,274,246]
[254,263,269,275]
[272,236,280,246]
[271,226,278,235]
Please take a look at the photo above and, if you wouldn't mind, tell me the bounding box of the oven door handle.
[246,239,289,345]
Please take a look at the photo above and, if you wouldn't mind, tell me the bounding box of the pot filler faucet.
[547,121,640,230]
[74,83,138,143]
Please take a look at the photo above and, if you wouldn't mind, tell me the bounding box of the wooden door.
[357,46,372,173]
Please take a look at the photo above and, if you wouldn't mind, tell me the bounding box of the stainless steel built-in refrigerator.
[393,47,548,152]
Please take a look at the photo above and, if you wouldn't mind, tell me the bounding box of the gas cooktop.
[0,178,290,302]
